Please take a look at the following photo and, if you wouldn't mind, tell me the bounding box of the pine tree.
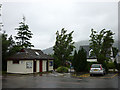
[80,48,87,72]
[72,50,78,71]
[72,48,87,72]
[77,49,82,72]
[15,16,34,48]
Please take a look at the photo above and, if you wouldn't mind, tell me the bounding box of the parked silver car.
[90,64,106,76]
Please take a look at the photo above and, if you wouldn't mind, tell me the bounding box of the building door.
[39,60,42,72]
[46,60,48,72]
[33,60,36,72]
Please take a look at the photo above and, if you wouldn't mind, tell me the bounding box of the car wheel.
[103,71,106,75]
[102,73,105,76]
[90,74,93,76]
[104,71,106,75]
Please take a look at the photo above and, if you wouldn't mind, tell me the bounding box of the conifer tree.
[72,50,78,71]
[15,16,34,48]
[73,48,87,72]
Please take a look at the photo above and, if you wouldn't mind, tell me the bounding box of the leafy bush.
[107,62,115,69]
[66,63,70,68]
[87,62,93,71]
[56,66,69,73]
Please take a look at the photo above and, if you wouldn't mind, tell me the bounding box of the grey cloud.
[2,1,118,49]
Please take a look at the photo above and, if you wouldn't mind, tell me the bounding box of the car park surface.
[2,72,118,88]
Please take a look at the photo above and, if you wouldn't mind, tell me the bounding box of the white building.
[7,49,54,74]
[116,52,120,63]
[80,45,114,62]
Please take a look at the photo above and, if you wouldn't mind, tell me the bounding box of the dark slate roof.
[79,45,96,59]
[7,48,54,60]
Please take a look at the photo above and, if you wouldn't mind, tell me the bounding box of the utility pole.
[0,3,2,90]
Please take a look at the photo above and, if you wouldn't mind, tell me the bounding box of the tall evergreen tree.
[15,16,34,48]
[112,47,118,69]
[72,50,78,71]
[53,28,75,67]
[79,48,87,71]
[76,49,82,72]
[72,48,87,72]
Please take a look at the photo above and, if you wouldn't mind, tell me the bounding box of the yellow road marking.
[111,73,118,78]
[99,73,118,79]
[72,73,118,78]
[72,73,90,77]
[78,74,90,77]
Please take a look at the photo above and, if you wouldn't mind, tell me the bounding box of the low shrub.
[56,66,69,73]
[107,62,115,69]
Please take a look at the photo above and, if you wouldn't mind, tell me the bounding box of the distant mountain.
[42,40,119,55]
[74,40,90,51]
[42,47,54,55]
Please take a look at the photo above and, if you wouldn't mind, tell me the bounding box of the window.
[35,51,40,56]
[13,60,19,64]
[89,49,93,56]
[49,61,53,66]
[118,52,120,56]
[26,62,32,68]
[91,64,101,68]
[21,61,24,64]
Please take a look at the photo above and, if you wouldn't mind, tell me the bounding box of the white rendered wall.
[116,52,120,63]
[7,60,54,73]
[7,60,33,74]
[42,60,47,72]
[36,60,39,72]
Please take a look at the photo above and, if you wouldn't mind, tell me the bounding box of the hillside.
[42,40,119,55]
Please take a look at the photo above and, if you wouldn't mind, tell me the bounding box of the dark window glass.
[91,64,101,68]
[13,60,19,64]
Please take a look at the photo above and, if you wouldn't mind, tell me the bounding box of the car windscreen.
[91,64,101,68]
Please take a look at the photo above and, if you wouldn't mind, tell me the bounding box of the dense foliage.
[2,31,21,71]
[112,47,118,58]
[107,62,115,69]
[72,48,88,72]
[56,66,69,73]
[53,28,75,68]
[2,16,34,71]
[89,29,114,64]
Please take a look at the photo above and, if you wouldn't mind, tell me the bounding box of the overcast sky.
[1,0,118,50]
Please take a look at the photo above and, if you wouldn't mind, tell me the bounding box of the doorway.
[39,60,42,72]
[33,60,37,72]
[46,60,49,72]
